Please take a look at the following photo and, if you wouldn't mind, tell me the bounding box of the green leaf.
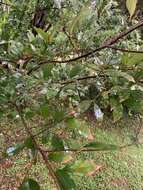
[79,100,91,113]
[49,152,65,162]
[110,97,123,122]
[84,142,118,151]
[42,131,50,144]
[122,53,143,66]
[42,64,53,79]
[69,1,91,34]
[52,109,65,122]
[106,69,135,83]
[40,105,50,118]
[34,27,52,43]
[70,65,82,78]
[66,160,95,176]
[24,108,35,119]
[19,178,40,190]
[51,135,64,150]
[49,152,72,163]
[56,169,76,190]
[77,121,93,139]
[24,137,35,149]
[113,104,123,122]
[118,90,130,103]
[126,0,137,18]
[125,97,143,113]
[66,118,79,129]
[66,118,93,139]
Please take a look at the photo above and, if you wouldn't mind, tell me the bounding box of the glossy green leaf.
[19,178,40,190]
[56,169,76,190]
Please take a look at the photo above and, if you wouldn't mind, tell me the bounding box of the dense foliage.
[0,0,143,189]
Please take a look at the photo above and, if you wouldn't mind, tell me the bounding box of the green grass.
[1,122,143,190]
[74,127,143,190]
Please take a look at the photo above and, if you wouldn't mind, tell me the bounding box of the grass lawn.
[1,119,143,190]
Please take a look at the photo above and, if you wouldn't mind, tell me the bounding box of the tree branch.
[27,20,143,75]
[15,104,61,190]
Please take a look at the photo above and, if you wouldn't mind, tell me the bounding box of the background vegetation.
[0,0,143,189]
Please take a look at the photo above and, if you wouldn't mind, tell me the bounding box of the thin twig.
[59,75,98,85]
[109,46,143,53]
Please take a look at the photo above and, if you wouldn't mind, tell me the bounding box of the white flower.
[7,147,15,156]
[94,104,104,121]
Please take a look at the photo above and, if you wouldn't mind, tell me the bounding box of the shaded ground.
[1,118,143,190]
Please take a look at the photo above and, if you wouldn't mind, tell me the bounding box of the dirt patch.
[111,178,130,190]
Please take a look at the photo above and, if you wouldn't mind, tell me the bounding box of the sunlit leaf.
[49,152,72,163]
[69,1,91,34]
[66,160,95,176]
[66,118,79,129]
[34,27,52,43]
[122,53,143,66]
[126,0,137,18]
